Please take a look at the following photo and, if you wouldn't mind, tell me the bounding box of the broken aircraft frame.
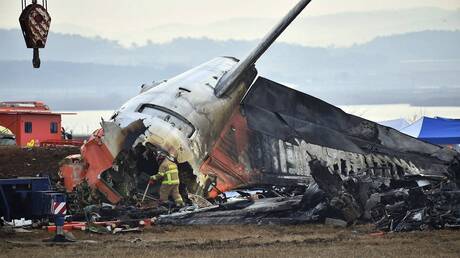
[60,0,460,205]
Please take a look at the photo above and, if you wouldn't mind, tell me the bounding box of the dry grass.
[1,224,459,258]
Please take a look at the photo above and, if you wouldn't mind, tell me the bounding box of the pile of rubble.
[147,159,460,232]
[307,159,460,231]
[20,158,457,235]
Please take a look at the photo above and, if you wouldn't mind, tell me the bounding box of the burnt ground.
[0,224,459,258]
[0,146,80,180]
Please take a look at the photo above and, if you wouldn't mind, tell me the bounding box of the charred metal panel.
[247,133,310,178]
[218,125,239,163]
[242,77,460,176]
[242,104,363,154]
[202,108,312,197]
[200,110,254,196]
[201,74,459,196]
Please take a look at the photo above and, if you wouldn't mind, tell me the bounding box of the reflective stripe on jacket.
[152,160,180,185]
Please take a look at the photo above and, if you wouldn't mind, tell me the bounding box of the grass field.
[1,224,459,258]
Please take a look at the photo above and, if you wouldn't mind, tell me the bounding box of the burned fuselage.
[60,57,257,202]
[197,77,460,198]
[104,57,257,193]
[60,0,460,204]
[61,68,460,204]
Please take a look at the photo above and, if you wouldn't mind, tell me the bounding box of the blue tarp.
[401,117,460,144]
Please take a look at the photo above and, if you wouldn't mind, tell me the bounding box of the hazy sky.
[1,0,459,46]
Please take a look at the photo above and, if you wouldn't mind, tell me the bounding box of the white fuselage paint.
[110,57,251,184]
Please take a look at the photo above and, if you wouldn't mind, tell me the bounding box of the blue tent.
[401,117,460,144]
[379,118,410,131]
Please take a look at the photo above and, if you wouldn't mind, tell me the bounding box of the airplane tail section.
[214,0,313,97]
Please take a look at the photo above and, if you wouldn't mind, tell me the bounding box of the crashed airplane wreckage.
[60,0,460,220]
[155,160,460,231]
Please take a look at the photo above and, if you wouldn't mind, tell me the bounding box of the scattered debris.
[1,149,459,238]
[129,158,459,232]
[113,227,142,234]
[368,231,385,237]
[308,159,460,232]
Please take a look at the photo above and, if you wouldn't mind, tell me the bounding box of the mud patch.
[0,146,79,180]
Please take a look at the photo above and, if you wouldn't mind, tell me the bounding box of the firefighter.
[149,151,184,207]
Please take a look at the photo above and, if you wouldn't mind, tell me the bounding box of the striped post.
[49,194,72,242]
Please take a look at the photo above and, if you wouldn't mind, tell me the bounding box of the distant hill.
[48,7,460,47]
[0,29,459,110]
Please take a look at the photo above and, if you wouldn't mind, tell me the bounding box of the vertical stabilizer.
[214,0,313,97]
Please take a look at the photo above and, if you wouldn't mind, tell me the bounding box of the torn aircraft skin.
[60,0,460,204]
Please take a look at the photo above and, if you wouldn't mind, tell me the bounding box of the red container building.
[0,101,64,146]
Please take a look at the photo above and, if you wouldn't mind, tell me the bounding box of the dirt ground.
[0,146,79,180]
[0,224,459,258]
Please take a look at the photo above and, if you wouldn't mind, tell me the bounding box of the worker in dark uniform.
[149,151,184,207]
